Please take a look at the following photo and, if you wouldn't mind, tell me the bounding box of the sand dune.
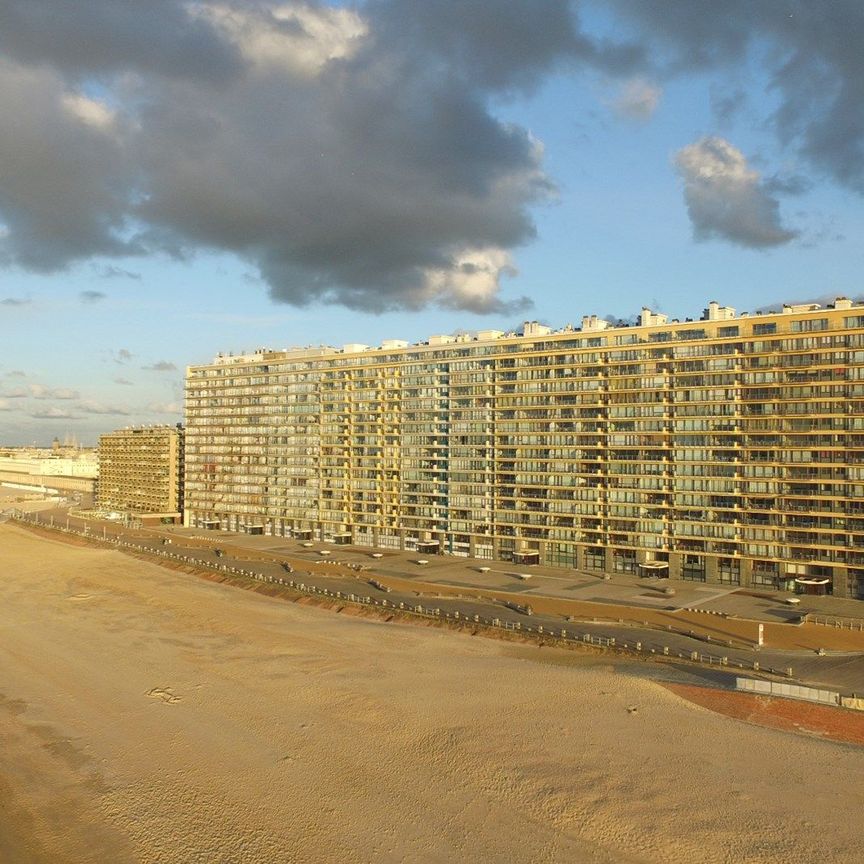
[0,522,862,863]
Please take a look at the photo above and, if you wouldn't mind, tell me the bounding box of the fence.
[802,614,864,631]
[10,513,797,679]
[736,677,840,706]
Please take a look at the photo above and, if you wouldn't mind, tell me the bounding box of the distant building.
[185,297,864,599]
[0,448,98,495]
[98,425,184,521]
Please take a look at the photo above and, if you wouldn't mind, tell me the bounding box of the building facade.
[98,425,184,517]
[184,298,864,599]
[0,449,98,496]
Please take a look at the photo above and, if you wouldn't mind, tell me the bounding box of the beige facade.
[0,455,98,478]
[0,449,99,496]
[184,297,864,599]
[98,426,184,515]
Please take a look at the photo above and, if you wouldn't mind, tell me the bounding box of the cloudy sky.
[1,0,862,444]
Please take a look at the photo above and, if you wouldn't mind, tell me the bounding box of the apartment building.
[184,297,864,599]
[98,425,184,518]
[0,448,98,496]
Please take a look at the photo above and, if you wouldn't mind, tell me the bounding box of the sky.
[0,0,862,445]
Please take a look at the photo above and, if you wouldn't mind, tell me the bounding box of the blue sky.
[1,1,862,445]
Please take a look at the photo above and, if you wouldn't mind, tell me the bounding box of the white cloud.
[29,384,80,399]
[423,247,520,313]
[61,92,115,129]
[195,2,367,77]
[30,406,78,419]
[146,401,182,415]
[76,400,131,415]
[674,137,797,248]
[614,78,661,120]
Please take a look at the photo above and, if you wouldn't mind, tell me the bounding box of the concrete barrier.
[736,677,839,706]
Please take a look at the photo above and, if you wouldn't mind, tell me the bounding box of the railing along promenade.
[8,510,798,683]
[15,511,864,710]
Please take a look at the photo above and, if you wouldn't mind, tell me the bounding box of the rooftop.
[203,295,861,366]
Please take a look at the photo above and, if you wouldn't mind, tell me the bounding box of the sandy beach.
[1,521,862,864]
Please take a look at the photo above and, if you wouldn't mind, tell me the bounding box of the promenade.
[10,494,864,695]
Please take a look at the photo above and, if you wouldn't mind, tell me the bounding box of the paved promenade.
[9,496,864,694]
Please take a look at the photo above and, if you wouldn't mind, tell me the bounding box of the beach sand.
[1,521,862,863]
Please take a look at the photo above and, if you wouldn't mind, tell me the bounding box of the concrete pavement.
[14,504,864,695]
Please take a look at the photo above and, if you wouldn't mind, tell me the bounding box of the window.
[681,554,706,582]
[584,547,605,569]
[751,560,778,586]
[718,557,741,584]
[791,318,828,332]
[612,549,637,572]
[547,543,576,567]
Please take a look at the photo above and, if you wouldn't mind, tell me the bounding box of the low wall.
[736,677,839,706]
[0,470,95,494]
[9,514,807,684]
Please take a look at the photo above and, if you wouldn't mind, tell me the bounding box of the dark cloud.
[796,218,846,249]
[0,59,135,271]
[113,376,134,386]
[604,313,639,327]
[5,369,25,377]
[113,348,133,364]
[0,0,860,313]
[674,137,797,248]
[80,289,106,303]
[608,0,864,191]
[131,0,566,313]
[0,0,241,82]
[94,264,141,280]
[0,0,581,313]
[1,296,30,306]
[763,173,813,197]
[709,85,746,125]
[142,361,177,372]
[365,0,632,93]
